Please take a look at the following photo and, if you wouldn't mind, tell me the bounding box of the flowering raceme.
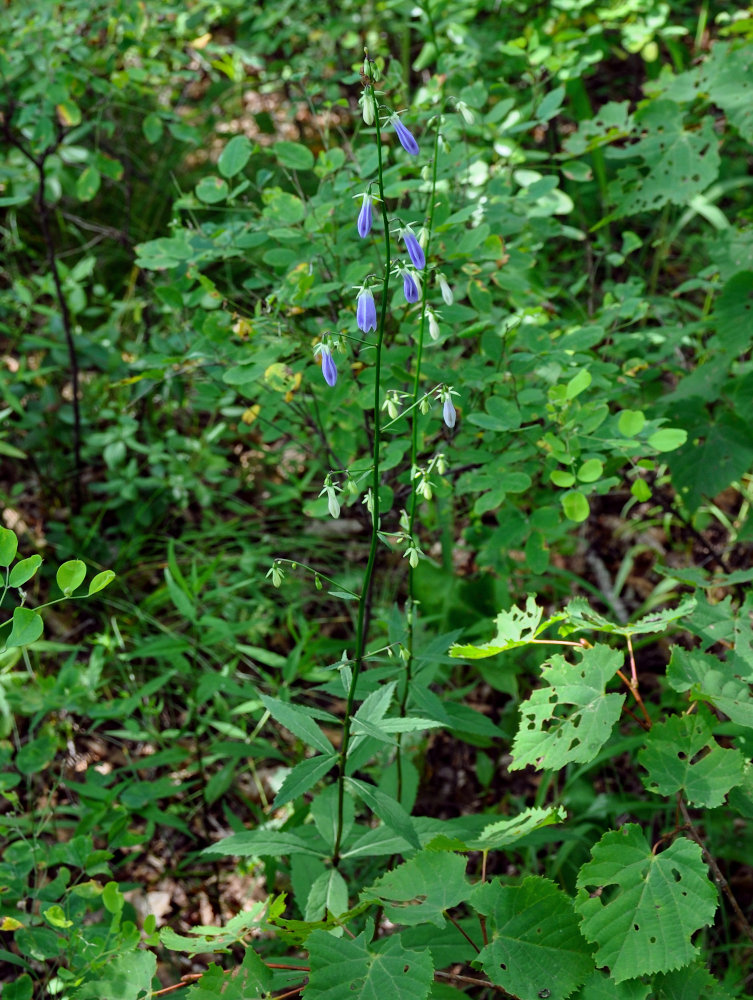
[389,114,419,156]
[357,193,373,238]
[356,287,377,332]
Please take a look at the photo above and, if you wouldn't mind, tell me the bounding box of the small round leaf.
[0,527,18,568]
[562,490,590,523]
[8,555,43,588]
[88,570,115,596]
[648,428,688,452]
[577,459,604,483]
[6,607,44,648]
[56,559,86,596]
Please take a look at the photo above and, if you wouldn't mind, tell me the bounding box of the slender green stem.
[332,73,391,866]
[396,111,443,801]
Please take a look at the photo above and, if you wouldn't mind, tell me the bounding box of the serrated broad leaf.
[564,596,695,638]
[637,709,745,807]
[72,950,156,999]
[185,950,273,1000]
[573,970,650,999]
[611,105,719,217]
[260,694,334,755]
[575,825,717,982]
[667,647,753,727]
[468,806,566,851]
[653,961,732,999]
[472,876,594,999]
[511,645,625,770]
[450,595,565,658]
[305,929,433,1000]
[362,850,471,928]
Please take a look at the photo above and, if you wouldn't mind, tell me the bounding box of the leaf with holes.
[472,876,594,999]
[510,644,624,771]
[467,806,566,852]
[305,928,433,1000]
[450,595,565,658]
[637,708,745,808]
[362,850,471,928]
[563,596,695,638]
[575,825,717,982]
[610,103,720,217]
[663,41,753,145]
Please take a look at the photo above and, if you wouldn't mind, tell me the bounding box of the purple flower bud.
[389,114,419,156]
[357,288,377,332]
[402,230,425,270]
[357,193,373,238]
[320,345,337,387]
[402,270,419,303]
[443,396,457,429]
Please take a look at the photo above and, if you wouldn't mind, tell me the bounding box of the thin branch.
[446,912,481,954]
[616,669,652,729]
[677,796,753,946]
[35,155,83,512]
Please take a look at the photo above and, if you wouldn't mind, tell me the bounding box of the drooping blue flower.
[356,287,377,332]
[320,345,337,386]
[443,396,457,429]
[402,229,425,270]
[402,269,419,304]
[357,193,373,238]
[389,114,419,156]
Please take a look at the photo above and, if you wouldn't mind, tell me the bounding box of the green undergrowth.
[2,0,753,997]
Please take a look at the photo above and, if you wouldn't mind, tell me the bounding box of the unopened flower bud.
[361,91,376,125]
[437,272,453,305]
[428,309,440,341]
[456,100,475,125]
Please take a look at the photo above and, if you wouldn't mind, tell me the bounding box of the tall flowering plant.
[272,53,463,861]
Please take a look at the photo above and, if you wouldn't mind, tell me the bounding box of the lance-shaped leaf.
[472,876,594,999]
[272,753,337,809]
[203,828,327,859]
[575,825,717,982]
[260,694,336,755]
[346,777,420,850]
[362,850,471,928]
[637,708,745,808]
[511,644,625,771]
[306,928,433,1000]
